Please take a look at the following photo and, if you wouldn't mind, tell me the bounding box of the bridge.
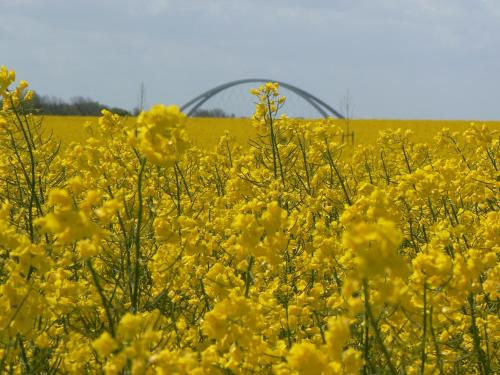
[181,79,344,119]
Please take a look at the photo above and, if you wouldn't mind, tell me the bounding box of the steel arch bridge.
[180,79,344,119]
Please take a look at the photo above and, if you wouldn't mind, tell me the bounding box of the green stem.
[420,282,427,374]
[173,163,182,217]
[266,97,278,180]
[363,306,370,375]
[244,256,254,298]
[402,144,412,174]
[132,158,146,313]
[363,279,397,375]
[87,260,115,337]
[380,151,391,185]
[324,140,351,205]
[468,293,490,375]
[429,306,444,375]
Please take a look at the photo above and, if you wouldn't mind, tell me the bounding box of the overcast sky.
[1,0,499,119]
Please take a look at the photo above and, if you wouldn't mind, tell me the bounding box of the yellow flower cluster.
[0,67,498,374]
[130,104,189,167]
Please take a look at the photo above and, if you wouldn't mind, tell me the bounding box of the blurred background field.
[42,115,500,149]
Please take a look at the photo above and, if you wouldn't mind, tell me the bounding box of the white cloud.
[143,0,171,15]
[0,0,35,4]
[125,0,224,15]
[481,0,500,17]
[126,0,170,15]
[2,0,499,118]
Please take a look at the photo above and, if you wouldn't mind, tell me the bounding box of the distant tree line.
[1,91,239,118]
[192,108,235,118]
[5,92,132,116]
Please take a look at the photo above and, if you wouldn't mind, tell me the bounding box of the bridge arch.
[180,79,344,119]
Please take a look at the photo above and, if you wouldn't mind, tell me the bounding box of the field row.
[42,115,500,148]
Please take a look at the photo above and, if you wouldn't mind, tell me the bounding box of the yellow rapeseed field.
[42,115,500,149]
[1,67,499,374]
[42,116,258,149]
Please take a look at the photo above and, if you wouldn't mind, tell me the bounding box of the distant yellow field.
[40,116,257,149]
[41,115,500,149]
